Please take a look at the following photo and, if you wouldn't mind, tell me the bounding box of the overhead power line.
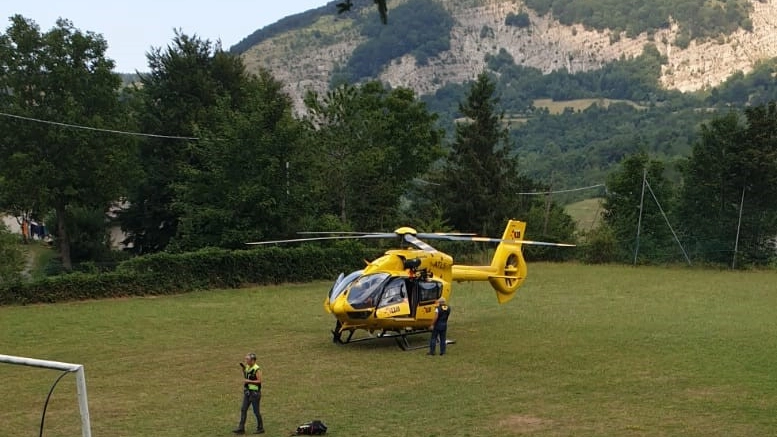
[412,178,441,186]
[518,183,605,195]
[0,111,199,140]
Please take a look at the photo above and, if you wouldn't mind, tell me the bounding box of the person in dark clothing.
[233,353,264,434]
[428,297,451,355]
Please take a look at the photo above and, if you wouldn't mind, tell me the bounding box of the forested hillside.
[232,0,777,199]
[233,0,755,56]
[420,42,777,198]
[4,7,777,278]
[237,0,777,96]
[332,0,455,85]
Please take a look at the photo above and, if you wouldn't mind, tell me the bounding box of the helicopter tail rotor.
[488,220,528,303]
[450,220,528,303]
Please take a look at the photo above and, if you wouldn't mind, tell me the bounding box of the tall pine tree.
[436,72,537,236]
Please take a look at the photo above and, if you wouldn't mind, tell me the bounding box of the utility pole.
[633,168,647,265]
[732,185,746,269]
[543,174,554,235]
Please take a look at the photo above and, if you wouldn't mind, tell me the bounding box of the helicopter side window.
[418,281,442,304]
[378,278,407,308]
[347,273,390,309]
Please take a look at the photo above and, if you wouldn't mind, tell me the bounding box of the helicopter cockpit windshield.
[329,270,363,303]
[347,272,390,309]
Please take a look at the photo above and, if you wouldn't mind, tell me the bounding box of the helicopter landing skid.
[394,331,456,351]
[333,326,455,351]
[332,326,385,345]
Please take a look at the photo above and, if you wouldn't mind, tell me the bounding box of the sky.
[3,0,329,73]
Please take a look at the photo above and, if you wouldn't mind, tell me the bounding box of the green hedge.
[0,245,379,306]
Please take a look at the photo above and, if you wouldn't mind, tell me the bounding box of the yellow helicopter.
[247,220,573,349]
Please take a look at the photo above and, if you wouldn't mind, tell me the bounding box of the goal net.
[0,354,92,437]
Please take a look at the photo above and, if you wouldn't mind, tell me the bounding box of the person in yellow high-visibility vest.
[233,353,264,434]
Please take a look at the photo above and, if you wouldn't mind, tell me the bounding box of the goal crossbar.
[0,354,92,437]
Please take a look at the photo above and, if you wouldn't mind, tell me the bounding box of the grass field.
[2,263,777,436]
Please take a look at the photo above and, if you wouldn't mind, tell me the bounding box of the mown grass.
[2,263,777,436]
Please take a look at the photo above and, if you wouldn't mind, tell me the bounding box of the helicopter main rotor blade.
[403,234,437,252]
[415,234,512,244]
[300,231,477,236]
[297,231,378,235]
[247,229,575,247]
[416,233,576,247]
[521,240,576,247]
[246,233,396,245]
[414,232,477,236]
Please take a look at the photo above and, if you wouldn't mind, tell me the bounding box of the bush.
[578,225,619,264]
[505,12,531,28]
[1,244,378,305]
[0,224,24,284]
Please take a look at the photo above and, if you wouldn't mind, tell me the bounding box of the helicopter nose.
[331,297,347,315]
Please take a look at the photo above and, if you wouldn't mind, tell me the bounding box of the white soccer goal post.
[0,354,92,437]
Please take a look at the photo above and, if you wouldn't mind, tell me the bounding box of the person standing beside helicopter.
[428,297,451,355]
[233,353,264,434]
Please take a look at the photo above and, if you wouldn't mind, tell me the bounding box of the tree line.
[597,103,777,266]
[3,13,777,285]
[0,16,569,278]
[332,0,454,85]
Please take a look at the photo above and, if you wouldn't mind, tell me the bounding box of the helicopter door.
[406,278,418,317]
[416,280,442,323]
[375,278,411,318]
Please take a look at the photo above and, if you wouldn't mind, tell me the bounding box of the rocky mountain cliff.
[241,0,777,112]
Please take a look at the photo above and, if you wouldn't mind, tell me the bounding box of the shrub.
[505,12,531,28]
[0,224,24,284]
[578,225,619,264]
[1,244,378,305]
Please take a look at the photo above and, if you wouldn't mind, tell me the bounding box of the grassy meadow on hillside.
[565,197,604,232]
[2,263,777,436]
[505,99,647,124]
[533,98,647,114]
